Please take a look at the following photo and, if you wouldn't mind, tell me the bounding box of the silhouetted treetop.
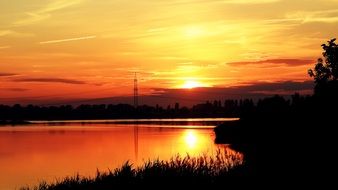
[308,38,338,83]
[308,38,338,97]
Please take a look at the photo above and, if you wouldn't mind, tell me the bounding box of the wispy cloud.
[0,88,29,92]
[160,0,280,5]
[234,80,314,92]
[14,13,50,26]
[13,0,83,26]
[13,77,86,84]
[0,72,17,77]
[39,35,96,44]
[220,0,279,4]
[227,58,314,67]
[0,30,34,38]
[0,46,11,49]
[0,30,12,37]
[38,0,83,13]
[284,9,338,23]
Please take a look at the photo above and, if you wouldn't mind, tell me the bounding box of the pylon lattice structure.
[134,73,138,108]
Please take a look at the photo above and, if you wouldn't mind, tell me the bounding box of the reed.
[21,149,244,189]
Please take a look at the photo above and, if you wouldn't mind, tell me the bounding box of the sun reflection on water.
[184,130,197,148]
[179,129,212,156]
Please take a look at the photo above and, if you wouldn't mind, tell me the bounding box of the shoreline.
[0,120,32,125]
[0,117,238,126]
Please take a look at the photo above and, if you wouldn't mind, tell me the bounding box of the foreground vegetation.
[21,151,244,190]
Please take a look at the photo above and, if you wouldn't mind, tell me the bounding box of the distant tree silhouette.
[308,38,338,96]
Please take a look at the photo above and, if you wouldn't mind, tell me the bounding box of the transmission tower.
[133,72,138,108]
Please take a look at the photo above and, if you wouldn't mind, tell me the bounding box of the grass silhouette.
[21,150,244,189]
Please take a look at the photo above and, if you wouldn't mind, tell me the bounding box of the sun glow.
[182,80,202,89]
[184,130,198,149]
[184,26,204,38]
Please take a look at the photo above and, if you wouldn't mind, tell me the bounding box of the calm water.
[0,118,238,190]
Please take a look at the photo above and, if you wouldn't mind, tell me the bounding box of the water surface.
[0,119,236,189]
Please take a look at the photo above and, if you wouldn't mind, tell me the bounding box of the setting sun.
[182,80,202,89]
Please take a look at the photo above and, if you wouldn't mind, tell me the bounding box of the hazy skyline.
[1,0,338,104]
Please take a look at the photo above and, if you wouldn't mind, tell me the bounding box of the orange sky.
[1,0,338,103]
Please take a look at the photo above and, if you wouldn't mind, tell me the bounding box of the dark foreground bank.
[214,94,338,179]
[0,120,31,125]
[20,151,244,190]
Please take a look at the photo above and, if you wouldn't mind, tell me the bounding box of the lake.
[0,118,239,190]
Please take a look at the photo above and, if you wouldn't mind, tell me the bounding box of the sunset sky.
[1,0,338,105]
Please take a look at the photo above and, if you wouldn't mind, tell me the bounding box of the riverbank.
[0,120,31,125]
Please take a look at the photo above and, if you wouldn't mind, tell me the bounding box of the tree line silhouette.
[0,92,329,122]
[0,99,253,121]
